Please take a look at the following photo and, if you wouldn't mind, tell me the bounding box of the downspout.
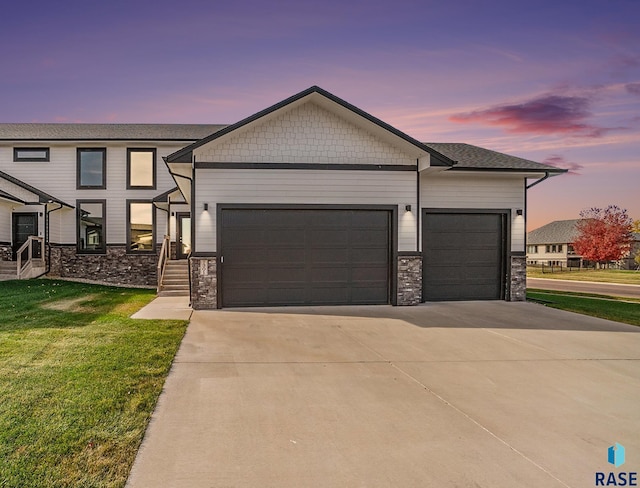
[35,202,64,278]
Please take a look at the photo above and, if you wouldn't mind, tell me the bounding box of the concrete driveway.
[126,302,640,488]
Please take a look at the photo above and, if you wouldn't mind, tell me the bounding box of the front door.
[176,213,191,260]
[12,213,39,259]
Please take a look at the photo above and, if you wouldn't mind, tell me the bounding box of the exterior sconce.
[516,208,523,216]
[405,204,412,212]
[203,203,209,211]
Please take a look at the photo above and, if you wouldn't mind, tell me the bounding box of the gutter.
[526,171,550,189]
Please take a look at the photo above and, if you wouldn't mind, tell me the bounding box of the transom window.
[14,147,49,162]
[77,148,106,189]
[127,201,155,252]
[77,200,106,253]
[127,148,156,189]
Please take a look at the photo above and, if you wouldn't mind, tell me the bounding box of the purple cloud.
[626,83,640,95]
[543,155,583,175]
[450,94,608,138]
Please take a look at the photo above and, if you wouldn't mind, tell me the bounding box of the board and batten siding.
[0,143,185,244]
[420,172,526,252]
[195,169,417,253]
[193,101,414,166]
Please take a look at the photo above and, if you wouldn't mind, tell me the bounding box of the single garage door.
[422,211,506,301]
[220,208,391,307]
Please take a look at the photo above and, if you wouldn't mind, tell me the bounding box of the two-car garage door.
[219,208,391,307]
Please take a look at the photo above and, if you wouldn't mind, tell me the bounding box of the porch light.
[203,203,209,211]
[516,208,523,216]
[405,204,412,212]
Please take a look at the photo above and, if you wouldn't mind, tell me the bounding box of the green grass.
[527,288,640,326]
[0,280,188,488]
[527,268,640,284]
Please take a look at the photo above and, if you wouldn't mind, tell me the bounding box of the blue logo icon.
[608,443,626,468]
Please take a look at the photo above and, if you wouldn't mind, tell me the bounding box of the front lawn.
[527,289,640,326]
[0,280,188,488]
[527,268,640,284]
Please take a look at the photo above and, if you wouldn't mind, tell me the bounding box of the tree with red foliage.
[573,205,633,267]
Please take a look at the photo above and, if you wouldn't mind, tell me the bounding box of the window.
[127,148,156,189]
[127,200,155,252]
[77,148,106,189]
[527,245,538,253]
[14,147,49,162]
[77,200,106,253]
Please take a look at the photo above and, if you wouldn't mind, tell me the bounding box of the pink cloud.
[449,94,609,138]
[542,154,584,175]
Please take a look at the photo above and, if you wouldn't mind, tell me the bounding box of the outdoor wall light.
[171,211,175,216]
[203,203,209,211]
[516,208,523,216]
[405,204,412,212]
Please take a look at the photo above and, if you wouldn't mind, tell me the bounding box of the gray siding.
[420,172,525,252]
[194,169,417,252]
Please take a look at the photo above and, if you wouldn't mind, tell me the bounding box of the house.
[527,219,640,269]
[526,219,582,267]
[0,86,565,307]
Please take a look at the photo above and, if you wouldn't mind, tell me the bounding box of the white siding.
[0,201,11,243]
[195,169,417,252]
[0,143,187,245]
[420,172,526,252]
[194,101,414,165]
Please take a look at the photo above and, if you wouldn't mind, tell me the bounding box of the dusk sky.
[2,0,638,231]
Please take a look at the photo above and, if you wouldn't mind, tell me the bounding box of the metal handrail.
[187,250,192,307]
[157,235,170,292]
[16,236,44,279]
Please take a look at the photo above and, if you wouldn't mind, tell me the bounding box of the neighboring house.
[526,219,582,267]
[0,86,565,308]
[527,219,640,269]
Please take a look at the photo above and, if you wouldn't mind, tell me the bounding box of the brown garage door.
[220,208,391,307]
[422,211,506,301]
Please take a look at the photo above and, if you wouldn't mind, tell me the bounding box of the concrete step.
[158,289,190,297]
[162,283,190,290]
[162,279,189,286]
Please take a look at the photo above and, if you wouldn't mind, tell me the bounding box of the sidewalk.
[131,296,193,320]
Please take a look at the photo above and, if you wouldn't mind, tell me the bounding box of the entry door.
[12,213,39,259]
[176,213,191,259]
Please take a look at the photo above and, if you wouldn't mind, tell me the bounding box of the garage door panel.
[423,212,504,301]
[309,230,349,246]
[221,209,390,307]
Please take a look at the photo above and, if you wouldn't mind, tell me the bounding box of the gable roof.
[424,143,567,173]
[165,86,456,166]
[0,124,226,141]
[527,219,580,245]
[0,169,73,208]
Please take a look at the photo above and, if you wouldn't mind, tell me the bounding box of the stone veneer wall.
[49,245,158,286]
[397,254,422,305]
[510,255,527,301]
[0,245,12,261]
[190,256,217,309]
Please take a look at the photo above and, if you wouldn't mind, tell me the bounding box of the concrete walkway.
[127,302,640,488]
[131,296,193,320]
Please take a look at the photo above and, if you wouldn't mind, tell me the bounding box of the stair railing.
[157,235,170,292]
[16,236,44,279]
